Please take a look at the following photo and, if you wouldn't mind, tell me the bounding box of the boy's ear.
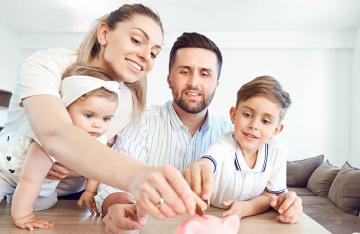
[272,123,284,137]
[229,107,237,124]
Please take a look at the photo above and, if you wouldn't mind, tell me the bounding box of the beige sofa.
[287,155,360,234]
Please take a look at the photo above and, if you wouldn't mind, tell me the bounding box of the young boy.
[184,75,291,220]
[0,64,120,230]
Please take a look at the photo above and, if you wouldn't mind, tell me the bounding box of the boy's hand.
[13,212,54,230]
[222,200,244,218]
[77,191,98,215]
[183,159,214,201]
[270,191,303,224]
[103,203,147,233]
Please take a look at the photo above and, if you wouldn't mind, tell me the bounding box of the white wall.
[147,31,355,167]
[0,25,20,91]
[3,30,358,166]
[349,28,360,167]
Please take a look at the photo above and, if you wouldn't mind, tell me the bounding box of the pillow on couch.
[328,162,360,216]
[307,160,339,196]
[287,155,324,187]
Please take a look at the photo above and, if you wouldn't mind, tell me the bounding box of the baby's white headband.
[60,75,121,107]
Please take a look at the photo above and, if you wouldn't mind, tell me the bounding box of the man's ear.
[272,123,284,137]
[229,107,237,125]
[167,74,172,88]
[97,22,109,46]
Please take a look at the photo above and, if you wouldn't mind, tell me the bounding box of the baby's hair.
[62,63,118,103]
[236,75,291,121]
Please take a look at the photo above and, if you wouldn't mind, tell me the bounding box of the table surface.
[0,200,331,234]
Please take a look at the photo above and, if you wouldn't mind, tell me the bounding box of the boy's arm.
[183,158,214,201]
[11,141,54,230]
[223,191,275,218]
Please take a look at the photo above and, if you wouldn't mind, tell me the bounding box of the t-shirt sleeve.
[106,83,134,140]
[265,144,288,194]
[200,135,230,174]
[16,48,77,105]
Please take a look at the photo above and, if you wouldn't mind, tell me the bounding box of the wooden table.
[0,200,331,234]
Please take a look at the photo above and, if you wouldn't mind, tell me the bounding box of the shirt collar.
[166,101,185,130]
[233,134,268,173]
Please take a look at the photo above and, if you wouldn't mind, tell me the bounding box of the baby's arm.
[11,141,54,230]
[77,179,99,215]
[222,191,275,218]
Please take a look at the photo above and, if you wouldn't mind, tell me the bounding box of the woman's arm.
[23,95,197,218]
[23,95,143,190]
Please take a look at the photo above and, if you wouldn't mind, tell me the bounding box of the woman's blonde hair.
[77,4,163,113]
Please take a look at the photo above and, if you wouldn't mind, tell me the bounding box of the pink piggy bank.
[174,215,239,234]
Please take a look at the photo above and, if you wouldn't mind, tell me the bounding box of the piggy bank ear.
[223,215,240,232]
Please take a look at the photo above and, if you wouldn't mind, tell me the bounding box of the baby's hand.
[222,200,244,218]
[13,213,54,230]
[77,191,98,215]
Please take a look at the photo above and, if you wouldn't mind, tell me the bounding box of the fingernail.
[139,217,147,225]
[279,208,283,213]
[189,208,195,216]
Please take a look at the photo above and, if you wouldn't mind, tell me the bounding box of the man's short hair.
[169,32,223,78]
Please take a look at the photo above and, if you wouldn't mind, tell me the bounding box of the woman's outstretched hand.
[130,165,206,219]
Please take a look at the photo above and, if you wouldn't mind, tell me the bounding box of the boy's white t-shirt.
[202,132,288,208]
[0,48,133,172]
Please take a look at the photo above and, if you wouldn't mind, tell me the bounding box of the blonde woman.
[0,3,200,222]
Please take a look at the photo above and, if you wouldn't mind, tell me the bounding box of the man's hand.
[270,191,303,224]
[183,159,214,201]
[77,191,98,215]
[103,204,146,233]
[46,162,80,180]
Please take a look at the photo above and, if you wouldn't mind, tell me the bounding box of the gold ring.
[156,197,164,209]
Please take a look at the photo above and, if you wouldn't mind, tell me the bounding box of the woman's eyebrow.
[131,27,162,50]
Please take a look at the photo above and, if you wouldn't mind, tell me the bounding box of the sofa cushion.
[307,160,339,196]
[288,187,316,196]
[287,155,324,187]
[301,196,360,234]
[328,162,360,216]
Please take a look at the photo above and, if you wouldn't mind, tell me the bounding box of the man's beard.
[173,86,215,114]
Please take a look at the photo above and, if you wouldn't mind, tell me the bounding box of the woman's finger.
[161,165,196,215]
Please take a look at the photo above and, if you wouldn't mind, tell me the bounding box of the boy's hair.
[236,75,291,121]
[62,63,118,103]
[169,32,223,78]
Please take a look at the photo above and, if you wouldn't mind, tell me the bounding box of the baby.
[0,64,120,230]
